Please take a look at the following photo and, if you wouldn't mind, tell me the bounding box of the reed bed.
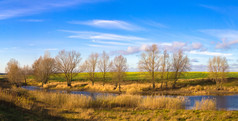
[193,98,217,110]
[140,96,186,109]
[29,90,187,110]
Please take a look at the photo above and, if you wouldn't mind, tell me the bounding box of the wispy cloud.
[216,39,238,49]
[200,29,238,49]
[199,4,220,12]
[0,0,106,20]
[110,42,205,55]
[69,19,142,31]
[20,19,44,22]
[45,48,58,51]
[92,40,131,46]
[110,44,149,55]
[88,44,113,48]
[143,20,168,28]
[158,41,206,52]
[189,50,232,56]
[61,30,147,41]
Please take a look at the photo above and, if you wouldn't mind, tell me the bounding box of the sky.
[1,0,238,72]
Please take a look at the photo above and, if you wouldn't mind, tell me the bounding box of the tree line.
[5,44,229,91]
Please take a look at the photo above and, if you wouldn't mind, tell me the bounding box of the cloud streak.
[61,30,147,41]
[69,20,142,31]
[200,29,238,49]
[110,42,205,55]
[189,50,232,56]
[0,0,105,20]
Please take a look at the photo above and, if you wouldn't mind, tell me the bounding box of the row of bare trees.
[5,44,229,90]
[138,44,191,89]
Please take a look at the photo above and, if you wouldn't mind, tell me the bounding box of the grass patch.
[194,98,217,110]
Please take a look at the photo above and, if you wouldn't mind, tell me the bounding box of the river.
[22,86,238,110]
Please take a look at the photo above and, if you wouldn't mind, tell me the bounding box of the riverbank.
[0,87,238,121]
[26,78,238,96]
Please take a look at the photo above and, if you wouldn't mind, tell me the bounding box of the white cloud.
[200,29,238,49]
[61,30,147,41]
[69,20,141,31]
[110,44,149,55]
[190,50,232,56]
[216,39,238,49]
[158,42,205,52]
[110,42,205,55]
[0,0,105,20]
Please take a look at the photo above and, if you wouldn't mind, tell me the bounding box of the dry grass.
[0,87,35,110]
[193,98,217,110]
[29,90,186,110]
[140,96,186,109]
[29,91,92,109]
[92,94,142,108]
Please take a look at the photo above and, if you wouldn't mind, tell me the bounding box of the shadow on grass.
[176,79,215,88]
[0,78,12,88]
[0,100,66,121]
[0,100,94,121]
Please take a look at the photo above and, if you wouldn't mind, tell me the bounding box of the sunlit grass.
[193,98,217,110]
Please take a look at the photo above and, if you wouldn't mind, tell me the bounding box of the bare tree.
[208,56,229,89]
[98,51,111,86]
[159,49,170,89]
[32,52,56,87]
[5,59,22,86]
[55,50,81,87]
[84,53,99,85]
[21,65,32,84]
[171,49,191,89]
[138,44,160,89]
[111,55,128,92]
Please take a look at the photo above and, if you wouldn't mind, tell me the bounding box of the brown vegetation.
[5,59,22,86]
[138,44,160,89]
[111,55,128,92]
[55,50,82,87]
[32,52,55,87]
[208,56,229,89]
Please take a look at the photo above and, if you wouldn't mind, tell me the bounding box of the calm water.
[22,86,238,110]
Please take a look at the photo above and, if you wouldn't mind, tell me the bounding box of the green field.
[46,72,238,82]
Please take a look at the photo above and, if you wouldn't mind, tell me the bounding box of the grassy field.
[0,86,237,121]
[1,73,238,120]
[47,72,238,82]
[21,72,238,95]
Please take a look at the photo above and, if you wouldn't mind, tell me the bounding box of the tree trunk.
[24,78,27,84]
[67,82,71,87]
[165,82,168,89]
[160,80,163,89]
[119,83,121,92]
[92,79,94,86]
[172,79,177,89]
[152,72,155,89]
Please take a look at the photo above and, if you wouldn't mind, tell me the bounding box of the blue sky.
[1,0,238,72]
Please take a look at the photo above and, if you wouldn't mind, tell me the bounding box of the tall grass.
[29,90,186,110]
[140,96,186,109]
[29,91,92,109]
[193,98,216,110]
